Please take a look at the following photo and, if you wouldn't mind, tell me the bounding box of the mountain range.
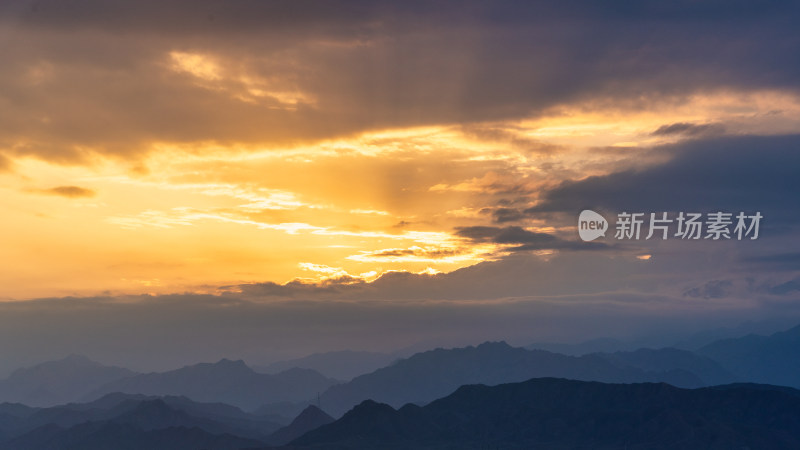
[289,377,800,449]
[2,321,800,428]
[254,351,399,381]
[0,355,134,407]
[5,377,800,449]
[698,323,800,387]
[313,341,733,417]
[0,393,282,449]
[84,359,340,411]
[0,322,799,448]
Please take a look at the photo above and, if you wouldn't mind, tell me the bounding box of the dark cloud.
[745,252,800,271]
[34,185,96,198]
[455,225,608,251]
[6,1,794,35]
[683,280,734,299]
[0,0,383,35]
[765,277,800,295]
[455,226,551,243]
[491,207,526,223]
[528,135,800,232]
[2,1,800,161]
[359,247,462,259]
[651,122,725,137]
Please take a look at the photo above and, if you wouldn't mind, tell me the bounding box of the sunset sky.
[1,0,799,372]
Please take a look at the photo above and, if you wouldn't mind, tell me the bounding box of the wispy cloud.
[31,185,96,198]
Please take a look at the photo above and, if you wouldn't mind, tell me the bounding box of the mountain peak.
[476,340,511,349]
[293,404,334,424]
[174,358,253,374]
[266,404,335,445]
[168,358,255,377]
[214,358,248,367]
[348,399,396,416]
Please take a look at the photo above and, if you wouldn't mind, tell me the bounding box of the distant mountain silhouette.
[85,359,339,410]
[672,319,800,350]
[0,392,282,444]
[526,337,631,355]
[106,399,238,432]
[252,401,310,424]
[2,422,263,450]
[291,377,800,449]
[266,405,334,446]
[314,341,715,417]
[73,392,288,426]
[594,347,737,385]
[698,323,800,387]
[0,394,284,449]
[255,351,397,381]
[0,355,136,407]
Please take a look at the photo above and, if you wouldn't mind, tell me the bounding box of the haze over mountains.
[254,351,399,381]
[84,359,340,411]
[4,322,800,416]
[698,323,800,388]
[0,322,799,448]
[0,358,338,411]
[314,341,734,417]
[0,394,280,450]
[0,355,134,407]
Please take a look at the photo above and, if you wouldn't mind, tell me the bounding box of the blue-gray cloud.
[651,122,725,137]
[454,225,609,251]
[529,135,800,232]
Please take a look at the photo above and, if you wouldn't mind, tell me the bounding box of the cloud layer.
[3,0,800,161]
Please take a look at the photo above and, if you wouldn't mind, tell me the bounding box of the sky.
[0,0,799,373]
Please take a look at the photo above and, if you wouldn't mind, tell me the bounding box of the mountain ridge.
[291,377,800,449]
[84,359,339,411]
[0,355,136,407]
[313,340,720,417]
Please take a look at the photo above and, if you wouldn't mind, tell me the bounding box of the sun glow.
[2,86,800,299]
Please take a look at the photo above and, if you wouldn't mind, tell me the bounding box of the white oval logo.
[578,210,607,241]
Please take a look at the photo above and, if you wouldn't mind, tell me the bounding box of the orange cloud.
[34,185,96,198]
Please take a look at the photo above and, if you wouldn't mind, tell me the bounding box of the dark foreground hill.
[289,378,800,450]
